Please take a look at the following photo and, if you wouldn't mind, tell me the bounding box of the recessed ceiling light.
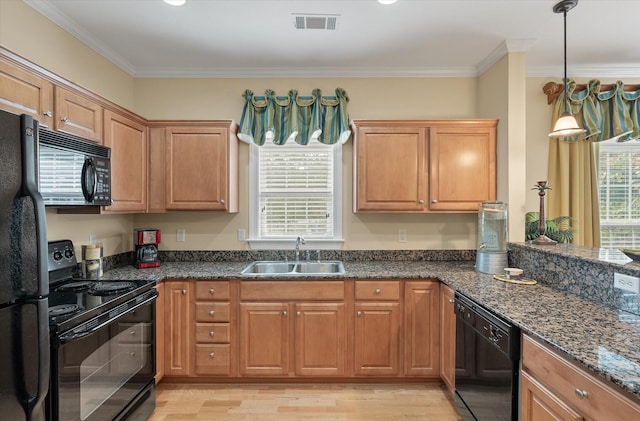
[164,0,186,6]
[378,0,398,4]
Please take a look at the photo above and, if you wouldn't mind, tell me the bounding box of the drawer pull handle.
[209,288,215,294]
[575,388,588,400]
[209,352,215,358]
[209,331,214,337]
[375,288,381,295]
[357,310,362,317]
[209,310,215,316]
[43,111,52,117]
[60,116,69,123]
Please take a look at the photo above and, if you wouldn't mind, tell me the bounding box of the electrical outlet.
[398,229,407,243]
[614,272,640,293]
[176,229,186,242]
[89,234,96,244]
[238,229,246,241]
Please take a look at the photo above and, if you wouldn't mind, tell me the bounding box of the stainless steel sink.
[240,260,345,277]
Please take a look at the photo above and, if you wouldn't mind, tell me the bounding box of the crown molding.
[476,39,537,76]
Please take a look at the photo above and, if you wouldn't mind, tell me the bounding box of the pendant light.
[548,0,586,138]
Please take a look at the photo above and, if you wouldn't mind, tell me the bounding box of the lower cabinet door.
[239,302,289,376]
[294,303,346,376]
[521,371,584,421]
[354,302,400,376]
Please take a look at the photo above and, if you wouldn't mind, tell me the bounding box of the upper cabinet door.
[103,110,148,213]
[429,123,496,211]
[54,86,103,143]
[354,125,428,212]
[0,60,54,128]
[165,126,233,211]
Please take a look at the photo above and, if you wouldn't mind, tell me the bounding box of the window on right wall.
[598,140,640,248]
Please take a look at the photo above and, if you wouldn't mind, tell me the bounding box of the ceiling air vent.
[293,14,339,30]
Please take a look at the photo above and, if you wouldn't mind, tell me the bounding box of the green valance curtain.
[237,88,351,146]
[548,80,640,142]
[545,80,640,247]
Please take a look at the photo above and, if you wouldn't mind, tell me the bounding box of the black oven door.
[50,296,155,421]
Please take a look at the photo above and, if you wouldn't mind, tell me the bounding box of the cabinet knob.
[282,310,287,316]
[375,288,381,295]
[220,199,225,204]
[209,288,214,294]
[60,116,69,123]
[209,310,215,316]
[418,199,424,204]
[357,310,362,317]
[129,331,136,335]
[43,111,52,118]
[449,299,455,304]
[181,289,186,295]
[209,331,214,337]
[432,199,438,203]
[296,311,301,317]
[574,388,588,400]
[209,352,215,358]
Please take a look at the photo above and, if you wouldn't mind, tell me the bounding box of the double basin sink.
[241,260,345,277]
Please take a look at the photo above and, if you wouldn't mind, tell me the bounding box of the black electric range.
[47,240,156,336]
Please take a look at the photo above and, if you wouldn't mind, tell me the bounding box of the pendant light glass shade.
[548,0,585,139]
[549,112,585,137]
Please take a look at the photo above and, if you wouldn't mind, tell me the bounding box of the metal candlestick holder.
[532,181,557,245]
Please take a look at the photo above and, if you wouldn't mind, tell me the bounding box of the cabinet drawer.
[195,281,230,300]
[195,322,230,343]
[194,344,231,376]
[195,302,230,322]
[522,335,640,421]
[355,281,400,301]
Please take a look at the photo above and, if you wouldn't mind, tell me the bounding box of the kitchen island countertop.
[101,260,640,399]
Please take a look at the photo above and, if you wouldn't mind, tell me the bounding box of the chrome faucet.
[295,236,305,261]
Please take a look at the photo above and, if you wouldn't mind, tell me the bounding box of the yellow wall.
[8,0,631,255]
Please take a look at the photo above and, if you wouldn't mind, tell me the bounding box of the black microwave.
[38,127,111,207]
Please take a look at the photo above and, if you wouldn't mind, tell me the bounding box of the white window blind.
[249,142,342,248]
[599,141,640,248]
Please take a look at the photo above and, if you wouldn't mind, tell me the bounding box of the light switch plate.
[614,272,640,293]
[176,229,186,242]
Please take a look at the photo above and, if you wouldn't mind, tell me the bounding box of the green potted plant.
[525,212,575,243]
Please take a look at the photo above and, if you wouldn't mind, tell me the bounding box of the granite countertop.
[101,260,640,399]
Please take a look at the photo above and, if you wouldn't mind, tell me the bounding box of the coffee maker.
[134,228,161,269]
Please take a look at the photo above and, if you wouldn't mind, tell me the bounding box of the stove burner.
[49,304,81,317]
[56,281,92,293]
[90,281,136,296]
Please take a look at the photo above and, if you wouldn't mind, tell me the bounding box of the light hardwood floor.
[149,382,462,420]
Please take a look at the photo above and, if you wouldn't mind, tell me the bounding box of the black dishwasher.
[454,292,521,421]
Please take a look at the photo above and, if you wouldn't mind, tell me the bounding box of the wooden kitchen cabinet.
[429,123,496,211]
[353,125,428,212]
[193,280,235,376]
[0,59,54,128]
[154,282,165,384]
[54,86,103,143]
[521,334,640,421]
[352,119,497,213]
[239,280,346,377]
[294,302,346,376]
[150,123,239,212]
[439,284,455,392]
[404,281,439,377]
[103,110,148,213]
[354,281,401,376]
[164,280,191,377]
[239,302,290,376]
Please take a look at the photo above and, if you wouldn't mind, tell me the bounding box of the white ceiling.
[24,0,640,78]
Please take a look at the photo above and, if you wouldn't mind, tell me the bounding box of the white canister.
[82,244,103,279]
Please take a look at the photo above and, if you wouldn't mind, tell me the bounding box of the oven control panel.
[48,239,78,271]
